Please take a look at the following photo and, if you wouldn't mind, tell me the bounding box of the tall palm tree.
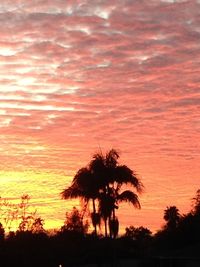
[94,149,143,238]
[61,149,143,238]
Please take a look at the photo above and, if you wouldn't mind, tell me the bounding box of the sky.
[0,0,200,233]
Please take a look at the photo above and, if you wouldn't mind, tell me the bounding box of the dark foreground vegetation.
[1,208,200,267]
[0,149,200,266]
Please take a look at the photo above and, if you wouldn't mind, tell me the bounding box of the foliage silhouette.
[192,189,200,215]
[0,194,44,233]
[125,226,152,241]
[31,217,45,233]
[0,189,200,266]
[154,191,200,252]
[163,206,181,231]
[61,206,88,234]
[1,169,200,266]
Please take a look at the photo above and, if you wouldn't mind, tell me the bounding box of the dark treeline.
[0,196,200,267]
[0,149,200,267]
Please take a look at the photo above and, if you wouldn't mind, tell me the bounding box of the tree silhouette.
[192,189,200,215]
[61,149,143,238]
[0,222,5,241]
[31,217,45,233]
[61,207,89,234]
[125,225,152,242]
[164,206,181,231]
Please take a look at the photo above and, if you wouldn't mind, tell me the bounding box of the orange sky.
[0,0,200,233]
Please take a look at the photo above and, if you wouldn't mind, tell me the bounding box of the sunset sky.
[0,0,200,233]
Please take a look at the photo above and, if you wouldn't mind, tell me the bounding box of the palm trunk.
[92,199,97,236]
[109,208,115,239]
[113,207,116,220]
[109,215,112,238]
[104,218,108,237]
[112,208,116,239]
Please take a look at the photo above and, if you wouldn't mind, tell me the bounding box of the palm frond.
[105,149,119,168]
[61,185,84,200]
[89,153,105,171]
[115,165,143,193]
[117,190,141,209]
[73,167,93,188]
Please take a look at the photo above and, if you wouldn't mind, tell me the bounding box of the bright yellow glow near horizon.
[0,170,79,232]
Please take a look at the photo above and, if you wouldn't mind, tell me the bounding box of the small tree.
[31,217,45,233]
[18,194,38,232]
[0,194,44,233]
[61,207,89,234]
[0,197,19,231]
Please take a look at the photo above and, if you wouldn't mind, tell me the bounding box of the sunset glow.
[0,0,200,233]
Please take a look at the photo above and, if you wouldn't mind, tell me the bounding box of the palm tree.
[164,206,180,231]
[61,149,143,238]
[92,149,143,238]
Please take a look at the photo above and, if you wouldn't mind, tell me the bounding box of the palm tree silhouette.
[61,149,143,238]
[97,149,142,238]
[164,206,180,231]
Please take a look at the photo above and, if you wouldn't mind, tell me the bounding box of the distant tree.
[61,207,89,234]
[125,226,152,241]
[124,225,136,239]
[192,189,200,215]
[164,206,181,231]
[155,193,200,249]
[31,217,45,233]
